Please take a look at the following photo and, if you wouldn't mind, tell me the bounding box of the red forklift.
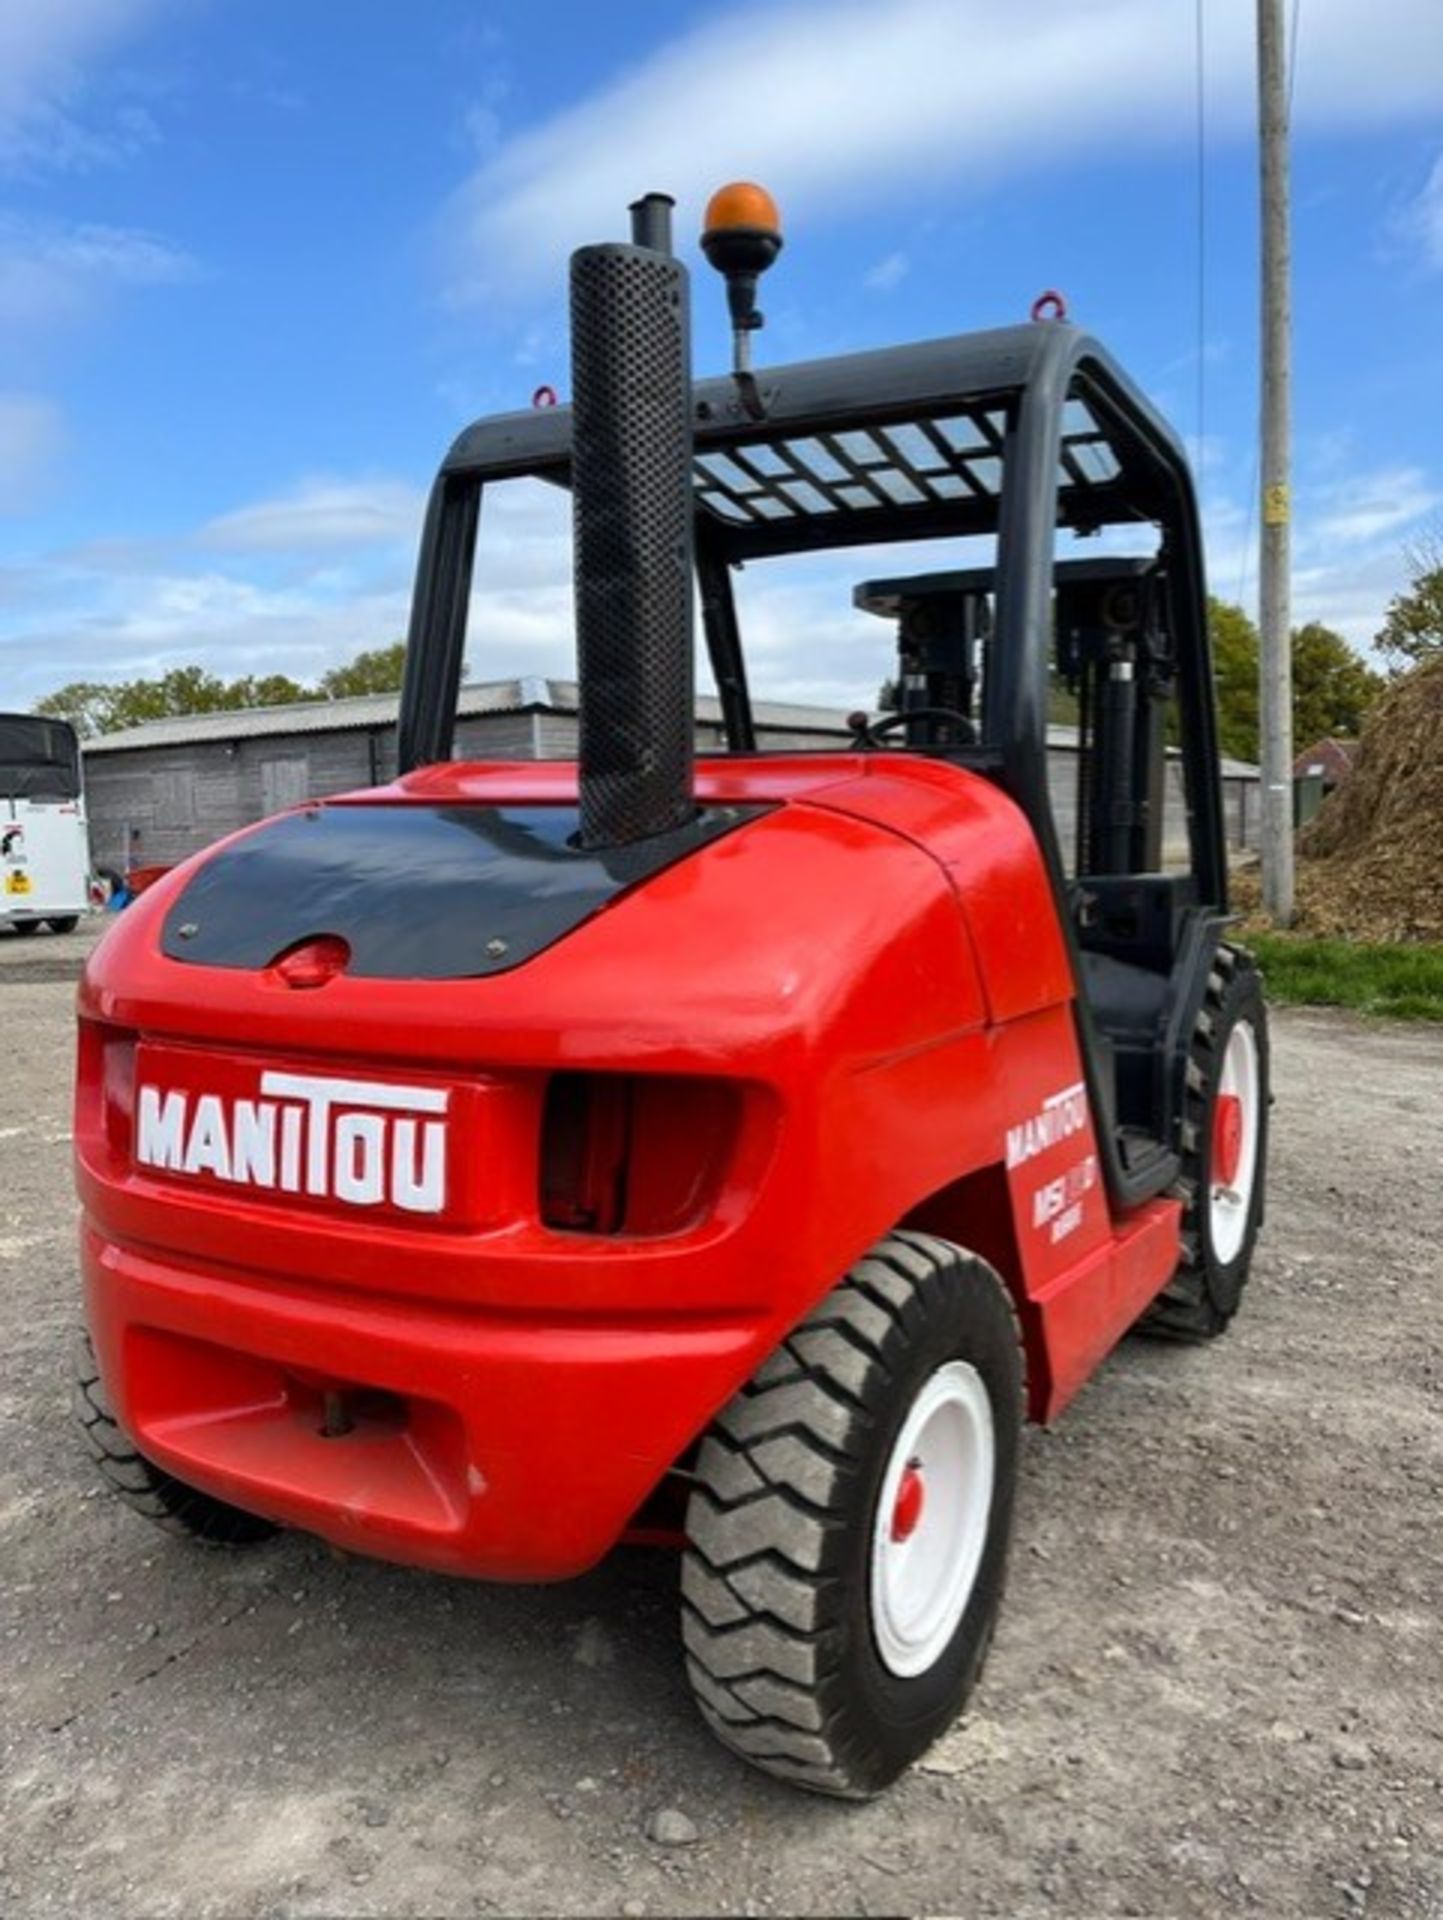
[74,184,1268,1798]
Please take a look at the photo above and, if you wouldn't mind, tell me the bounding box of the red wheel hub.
[891,1462,925,1543]
[1212,1092,1244,1189]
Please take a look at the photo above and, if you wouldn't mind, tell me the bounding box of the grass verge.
[1246,933,1443,1023]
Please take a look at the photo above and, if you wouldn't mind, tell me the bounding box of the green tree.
[111,665,239,728]
[1209,598,1261,761]
[230,674,314,709]
[1204,601,1380,763]
[35,665,317,736]
[33,681,116,738]
[319,642,407,699]
[1291,622,1384,747]
[1375,535,1443,668]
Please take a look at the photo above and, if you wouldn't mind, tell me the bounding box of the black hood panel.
[160,801,765,980]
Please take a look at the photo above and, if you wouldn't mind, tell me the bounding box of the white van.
[1,714,91,935]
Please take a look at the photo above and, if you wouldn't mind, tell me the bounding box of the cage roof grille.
[692,397,1121,529]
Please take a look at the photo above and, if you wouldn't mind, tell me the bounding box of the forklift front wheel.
[73,1334,280,1547]
[682,1232,1023,1798]
[1140,944,1270,1341]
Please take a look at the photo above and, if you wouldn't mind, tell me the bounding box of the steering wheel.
[848,706,977,750]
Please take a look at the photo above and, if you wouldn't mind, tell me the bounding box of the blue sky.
[1,0,1441,714]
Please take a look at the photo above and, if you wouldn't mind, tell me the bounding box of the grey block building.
[82,677,1260,875]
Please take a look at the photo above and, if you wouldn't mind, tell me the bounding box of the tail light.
[540,1073,741,1236]
[269,934,351,990]
[76,1018,137,1163]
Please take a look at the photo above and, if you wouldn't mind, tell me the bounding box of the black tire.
[682,1231,1023,1798]
[9,918,40,937]
[45,915,80,934]
[1139,944,1269,1341]
[73,1333,279,1546]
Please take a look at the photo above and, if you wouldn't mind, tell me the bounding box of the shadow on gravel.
[0,958,89,985]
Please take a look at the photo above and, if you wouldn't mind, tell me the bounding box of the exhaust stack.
[570,194,695,849]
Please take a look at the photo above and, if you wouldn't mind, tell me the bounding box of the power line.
[1288,0,1302,107]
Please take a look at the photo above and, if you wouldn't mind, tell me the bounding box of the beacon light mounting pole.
[699,182,784,421]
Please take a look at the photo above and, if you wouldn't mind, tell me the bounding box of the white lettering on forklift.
[232,1100,276,1187]
[136,1087,186,1170]
[135,1071,449,1214]
[1005,1081,1088,1170]
[1031,1152,1098,1244]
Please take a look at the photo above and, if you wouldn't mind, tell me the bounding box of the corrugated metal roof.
[1043,723,1259,780]
[81,679,1259,777]
[83,678,858,754]
[84,679,536,753]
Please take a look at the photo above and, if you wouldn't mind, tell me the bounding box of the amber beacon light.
[700,181,783,414]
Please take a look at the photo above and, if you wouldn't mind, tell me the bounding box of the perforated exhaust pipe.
[570,195,695,849]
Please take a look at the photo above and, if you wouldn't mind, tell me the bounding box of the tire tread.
[1140,943,1267,1342]
[73,1333,278,1547]
[683,1235,1021,1797]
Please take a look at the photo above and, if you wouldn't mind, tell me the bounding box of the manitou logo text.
[135,1071,449,1213]
[1005,1081,1088,1170]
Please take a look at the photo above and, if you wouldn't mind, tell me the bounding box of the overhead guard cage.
[397,322,1227,912]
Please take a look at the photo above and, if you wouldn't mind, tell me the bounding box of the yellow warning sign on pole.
[1263,483,1290,526]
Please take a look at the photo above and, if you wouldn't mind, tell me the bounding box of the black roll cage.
[399,321,1224,908]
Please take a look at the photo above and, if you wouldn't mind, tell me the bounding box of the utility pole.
[1257,0,1294,923]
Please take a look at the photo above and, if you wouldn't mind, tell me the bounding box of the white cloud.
[0,215,194,329]
[1311,465,1442,548]
[0,3,154,110]
[459,76,509,160]
[442,0,1443,302]
[84,573,411,663]
[5,437,1436,714]
[0,469,432,704]
[200,478,426,555]
[1210,449,1442,650]
[2,560,417,704]
[0,0,168,173]
[864,251,909,294]
[1290,463,1442,649]
[1400,151,1443,273]
[0,8,187,379]
[0,391,64,509]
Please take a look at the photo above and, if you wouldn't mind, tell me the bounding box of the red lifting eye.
[1030,288,1068,323]
[272,935,351,989]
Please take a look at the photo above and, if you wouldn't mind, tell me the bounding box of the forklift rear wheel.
[1140,945,1269,1341]
[9,919,40,936]
[45,916,80,934]
[73,1334,279,1546]
[682,1231,1023,1798]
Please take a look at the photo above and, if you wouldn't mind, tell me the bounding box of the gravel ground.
[2,918,1441,1919]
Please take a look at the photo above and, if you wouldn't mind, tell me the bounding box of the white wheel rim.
[869,1360,995,1680]
[1208,1019,1261,1266]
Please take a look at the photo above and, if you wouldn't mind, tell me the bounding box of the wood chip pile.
[1294,656,1443,941]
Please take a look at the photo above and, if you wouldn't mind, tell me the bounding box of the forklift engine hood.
[158,800,767,980]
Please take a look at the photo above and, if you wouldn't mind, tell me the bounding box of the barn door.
[260,756,309,816]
